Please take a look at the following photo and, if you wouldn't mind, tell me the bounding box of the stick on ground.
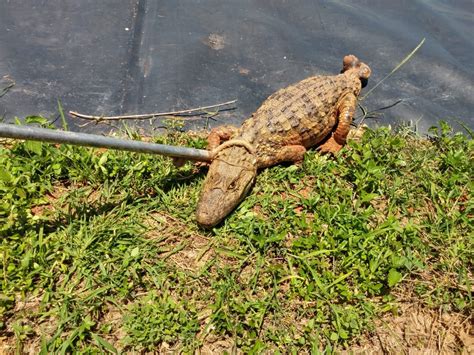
[69,100,237,121]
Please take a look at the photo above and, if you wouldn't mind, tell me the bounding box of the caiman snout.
[196,188,234,228]
[196,146,256,228]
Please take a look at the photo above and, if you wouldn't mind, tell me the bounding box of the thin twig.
[361,38,425,101]
[356,102,373,129]
[75,113,220,128]
[356,99,404,128]
[69,100,237,121]
[371,99,404,112]
[0,81,15,98]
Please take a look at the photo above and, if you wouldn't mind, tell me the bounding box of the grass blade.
[361,38,425,100]
[57,99,69,130]
[92,333,118,354]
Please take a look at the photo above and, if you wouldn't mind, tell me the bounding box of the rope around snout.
[211,139,256,159]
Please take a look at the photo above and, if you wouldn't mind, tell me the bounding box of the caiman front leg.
[179,125,238,168]
[319,93,357,154]
[175,125,239,167]
[258,145,307,169]
[207,125,239,151]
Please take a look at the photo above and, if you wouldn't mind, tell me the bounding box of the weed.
[123,292,199,351]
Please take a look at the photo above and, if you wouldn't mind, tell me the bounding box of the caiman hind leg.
[319,93,357,154]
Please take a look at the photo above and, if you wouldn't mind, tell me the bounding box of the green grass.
[0,118,472,353]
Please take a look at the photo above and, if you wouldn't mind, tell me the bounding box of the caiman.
[196,55,371,228]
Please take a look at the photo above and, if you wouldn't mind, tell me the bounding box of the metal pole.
[0,123,213,162]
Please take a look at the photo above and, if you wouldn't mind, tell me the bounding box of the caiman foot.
[172,157,187,168]
[318,136,344,155]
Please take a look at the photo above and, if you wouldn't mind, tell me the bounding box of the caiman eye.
[228,181,237,190]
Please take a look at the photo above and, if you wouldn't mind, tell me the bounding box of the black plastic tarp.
[1,0,473,133]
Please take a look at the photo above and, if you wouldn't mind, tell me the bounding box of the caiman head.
[196,145,257,228]
[341,54,371,87]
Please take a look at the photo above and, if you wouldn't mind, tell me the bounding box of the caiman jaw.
[196,147,256,228]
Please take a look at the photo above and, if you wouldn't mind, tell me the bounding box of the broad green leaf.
[387,269,403,287]
[24,141,43,155]
[98,153,108,166]
[0,168,12,183]
[25,116,49,125]
[130,247,139,258]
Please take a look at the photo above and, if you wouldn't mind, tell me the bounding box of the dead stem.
[69,99,237,121]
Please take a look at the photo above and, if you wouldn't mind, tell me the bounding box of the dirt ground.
[343,304,473,354]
